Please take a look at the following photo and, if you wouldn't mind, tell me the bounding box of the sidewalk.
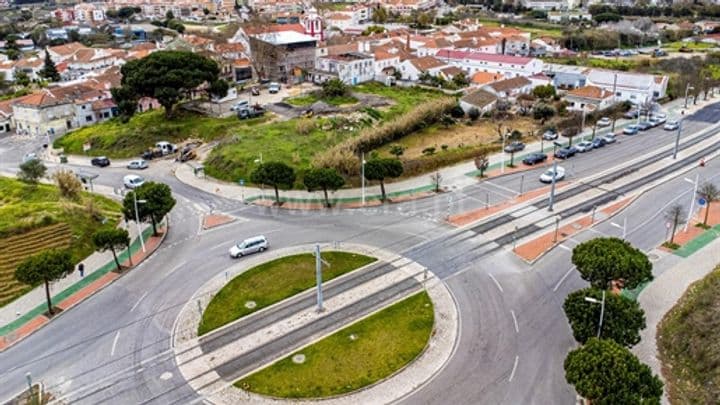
[0,220,167,351]
[633,237,720,404]
[174,97,714,208]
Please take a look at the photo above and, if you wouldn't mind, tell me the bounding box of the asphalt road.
[0,100,719,404]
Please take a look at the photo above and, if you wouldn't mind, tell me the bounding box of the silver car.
[229,236,268,258]
[575,141,594,152]
[127,159,148,170]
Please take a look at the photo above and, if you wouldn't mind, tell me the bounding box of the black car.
[591,137,606,148]
[90,156,110,167]
[554,146,577,159]
[504,141,525,153]
[637,121,653,131]
[522,152,548,165]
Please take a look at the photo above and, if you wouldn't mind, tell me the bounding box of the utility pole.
[548,160,558,212]
[684,174,700,232]
[133,192,146,253]
[315,244,324,312]
[361,152,365,206]
[673,119,682,160]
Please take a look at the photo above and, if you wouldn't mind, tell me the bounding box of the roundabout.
[172,243,458,404]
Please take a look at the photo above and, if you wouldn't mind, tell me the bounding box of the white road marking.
[488,273,504,293]
[110,331,120,357]
[159,371,173,380]
[129,292,148,312]
[586,227,610,236]
[480,181,518,198]
[509,355,519,382]
[558,244,572,251]
[510,310,519,333]
[553,267,575,292]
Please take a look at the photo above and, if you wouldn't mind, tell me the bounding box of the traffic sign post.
[239,179,245,203]
[698,197,707,207]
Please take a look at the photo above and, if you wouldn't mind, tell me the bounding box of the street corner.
[202,213,237,230]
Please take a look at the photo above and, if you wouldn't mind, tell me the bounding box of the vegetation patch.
[658,265,720,404]
[286,93,359,107]
[198,251,376,335]
[0,176,122,307]
[236,291,434,398]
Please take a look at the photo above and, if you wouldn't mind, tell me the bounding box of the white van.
[155,141,177,155]
[229,235,268,258]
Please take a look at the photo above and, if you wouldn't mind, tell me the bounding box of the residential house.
[470,71,502,87]
[459,88,497,115]
[585,69,668,104]
[47,42,91,63]
[249,30,317,82]
[399,56,447,81]
[324,13,354,32]
[313,52,375,85]
[373,49,401,77]
[380,0,440,15]
[439,66,465,82]
[435,50,544,79]
[232,58,253,83]
[0,99,13,133]
[482,76,532,101]
[73,89,118,127]
[14,57,44,81]
[552,71,587,90]
[564,85,615,111]
[0,60,15,82]
[529,73,552,88]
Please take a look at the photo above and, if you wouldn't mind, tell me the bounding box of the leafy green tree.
[114,50,221,118]
[572,237,653,290]
[110,86,138,122]
[123,182,176,235]
[18,159,46,184]
[564,338,663,404]
[452,72,468,88]
[166,19,186,34]
[14,70,29,87]
[697,182,720,226]
[563,288,646,347]
[209,79,229,100]
[321,78,348,98]
[93,228,130,271]
[532,84,556,100]
[303,167,345,207]
[40,49,61,82]
[15,249,74,315]
[364,158,403,202]
[372,7,388,23]
[533,103,555,124]
[165,10,175,20]
[251,162,296,205]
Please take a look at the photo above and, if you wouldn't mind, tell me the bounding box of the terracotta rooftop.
[566,85,613,100]
[48,42,89,57]
[486,76,532,93]
[460,88,497,108]
[471,71,502,85]
[435,49,533,65]
[409,56,446,72]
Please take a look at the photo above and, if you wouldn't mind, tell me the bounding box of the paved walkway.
[633,236,720,404]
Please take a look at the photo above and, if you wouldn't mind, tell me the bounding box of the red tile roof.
[435,49,533,65]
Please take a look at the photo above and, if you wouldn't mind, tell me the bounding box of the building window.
[85,115,92,122]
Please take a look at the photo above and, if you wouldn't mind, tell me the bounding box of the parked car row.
[554,134,617,160]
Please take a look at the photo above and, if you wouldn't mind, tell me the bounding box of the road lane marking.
[488,273,504,293]
[553,267,575,292]
[558,244,572,251]
[110,331,120,357]
[483,181,520,197]
[509,355,519,382]
[510,310,519,333]
[130,292,148,312]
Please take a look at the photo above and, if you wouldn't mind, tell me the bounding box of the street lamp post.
[584,290,606,338]
[501,131,507,174]
[673,118,682,160]
[361,152,366,205]
[684,83,695,109]
[548,160,558,212]
[133,192,147,253]
[684,174,700,232]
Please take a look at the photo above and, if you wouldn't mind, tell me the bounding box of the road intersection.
[1,100,719,404]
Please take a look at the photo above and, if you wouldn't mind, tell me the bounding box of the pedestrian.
[78,263,85,278]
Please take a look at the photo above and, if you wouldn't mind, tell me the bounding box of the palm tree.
[697,182,720,226]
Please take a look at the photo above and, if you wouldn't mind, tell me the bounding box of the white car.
[229,235,268,258]
[127,159,148,170]
[230,100,249,112]
[539,166,566,183]
[602,133,617,144]
[22,152,38,163]
[268,82,280,94]
[542,130,558,140]
[664,120,679,131]
[123,174,145,189]
[596,117,611,127]
[575,141,594,152]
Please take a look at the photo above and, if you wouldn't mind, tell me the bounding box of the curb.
[0,220,169,352]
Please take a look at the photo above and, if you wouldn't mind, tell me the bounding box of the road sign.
[666,222,671,229]
[698,197,707,206]
[238,179,245,186]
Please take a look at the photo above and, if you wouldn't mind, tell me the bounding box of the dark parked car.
[522,152,548,165]
[91,156,110,167]
[637,121,653,131]
[504,141,525,153]
[624,110,639,119]
[554,146,577,159]
[591,137,606,148]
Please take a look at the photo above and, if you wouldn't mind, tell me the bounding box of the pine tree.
[40,49,60,82]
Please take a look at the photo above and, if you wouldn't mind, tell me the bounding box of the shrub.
[468,107,480,121]
[53,169,82,199]
[295,119,314,135]
[441,144,448,151]
[322,78,349,98]
[450,104,465,118]
[422,147,436,156]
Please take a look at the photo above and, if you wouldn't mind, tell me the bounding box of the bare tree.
[430,171,443,193]
[664,204,686,244]
[474,151,489,178]
[697,182,720,226]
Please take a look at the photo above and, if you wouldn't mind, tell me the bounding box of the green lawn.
[198,251,376,335]
[53,109,269,158]
[236,291,434,398]
[663,41,717,51]
[657,265,720,404]
[285,93,358,106]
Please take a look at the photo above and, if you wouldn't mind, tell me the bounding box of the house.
[552,71,587,90]
[380,0,440,15]
[232,58,253,83]
[470,71,502,87]
[529,73,552,88]
[313,52,375,85]
[459,89,497,115]
[373,49,401,77]
[324,13,353,32]
[47,42,91,63]
[249,30,317,82]
[564,85,615,111]
[482,76,532,101]
[439,66,465,82]
[547,11,592,23]
[13,57,44,81]
[435,50,544,79]
[400,56,448,81]
[585,70,668,104]
[0,99,13,133]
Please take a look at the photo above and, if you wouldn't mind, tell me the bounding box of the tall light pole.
[133,192,147,253]
[684,83,695,109]
[673,118,682,160]
[684,174,699,232]
[361,151,366,205]
[548,160,558,212]
[584,290,606,338]
[500,130,507,174]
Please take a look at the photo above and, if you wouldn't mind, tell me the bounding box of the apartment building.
[435,50,544,79]
[313,52,375,85]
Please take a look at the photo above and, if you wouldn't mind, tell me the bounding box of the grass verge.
[198,251,376,335]
[286,93,358,106]
[657,264,720,404]
[236,291,434,398]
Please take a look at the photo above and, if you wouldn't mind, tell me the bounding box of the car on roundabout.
[539,166,565,183]
[123,174,145,189]
[229,235,269,258]
[504,141,525,153]
[91,156,110,167]
[127,159,148,170]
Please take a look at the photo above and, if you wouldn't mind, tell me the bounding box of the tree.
[111,86,138,122]
[562,126,580,147]
[697,182,720,226]
[452,72,468,88]
[430,171,443,193]
[474,151,489,178]
[303,167,345,207]
[165,10,175,20]
[533,103,556,124]
[18,159,46,184]
[533,84,556,100]
[564,338,663,404]
[251,162,296,205]
[53,169,82,199]
[364,158,403,202]
[39,49,60,82]
[440,114,455,128]
[468,107,480,121]
[372,7,389,23]
[93,228,130,271]
[166,19,186,34]
[389,144,406,158]
[122,182,176,236]
[572,237,653,290]
[114,51,221,118]
[322,78,348,98]
[15,249,74,315]
[664,204,685,244]
[563,288,646,347]
[209,79,229,100]
[14,70,30,87]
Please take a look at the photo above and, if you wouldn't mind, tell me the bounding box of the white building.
[435,50,544,79]
[564,85,615,111]
[314,52,375,85]
[399,56,448,81]
[586,70,668,104]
